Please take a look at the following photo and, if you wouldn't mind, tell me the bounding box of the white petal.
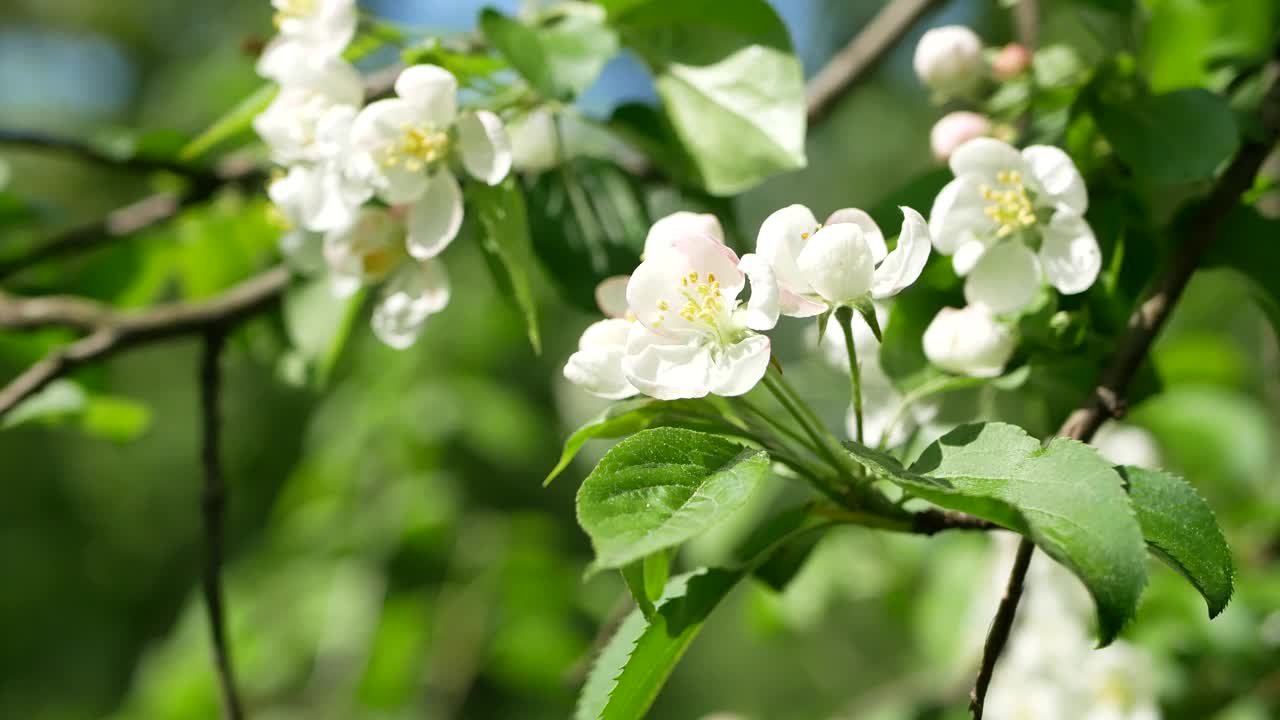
[964,241,1042,314]
[323,206,403,289]
[949,137,1026,180]
[755,204,820,297]
[796,223,875,306]
[929,175,990,253]
[871,206,931,299]
[736,253,780,331]
[371,259,451,349]
[394,64,458,127]
[1022,145,1087,214]
[350,99,431,204]
[406,171,464,259]
[594,275,631,318]
[457,111,512,186]
[564,318,636,399]
[923,306,1016,378]
[1039,212,1100,294]
[826,207,887,263]
[708,334,772,397]
[622,326,712,400]
[644,211,724,258]
[952,238,989,276]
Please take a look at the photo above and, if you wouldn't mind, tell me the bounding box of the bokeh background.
[1,0,1278,718]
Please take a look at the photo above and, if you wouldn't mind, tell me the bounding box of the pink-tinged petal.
[826,207,887,263]
[755,204,819,295]
[458,111,512,186]
[594,275,631,318]
[371,259,451,349]
[779,289,828,318]
[708,334,772,396]
[394,64,457,126]
[621,326,713,400]
[795,223,875,305]
[963,241,1042,314]
[405,171,463,259]
[1039,211,1100,294]
[871,207,931,299]
[736,253,780,331]
[643,211,725,258]
[1022,145,1087,214]
[670,233,744,298]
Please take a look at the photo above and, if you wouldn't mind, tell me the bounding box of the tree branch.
[806,0,943,124]
[199,329,246,720]
[0,128,220,179]
[0,266,289,416]
[969,62,1280,720]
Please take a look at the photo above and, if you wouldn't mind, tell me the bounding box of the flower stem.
[835,306,864,445]
[762,371,844,477]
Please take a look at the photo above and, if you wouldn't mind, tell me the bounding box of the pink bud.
[992,43,1032,80]
[930,112,993,162]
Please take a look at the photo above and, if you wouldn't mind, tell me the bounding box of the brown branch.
[199,329,246,720]
[0,266,290,416]
[969,63,1280,720]
[806,0,943,124]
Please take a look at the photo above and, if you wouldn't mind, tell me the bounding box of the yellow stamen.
[980,169,1037,237]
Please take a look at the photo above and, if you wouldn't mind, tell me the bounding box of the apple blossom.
[922,305,1015,378]
[622,234,779,399]
[930,137,1100,314]
[252,53,363,166]
[322,206,406,297]
[371,258,451,349]
[913,25,984,98]
[350,64,512,259]
[265,106,370,233]
[930,111,992,162]
[755,204,930,316]
[256,0,357,79]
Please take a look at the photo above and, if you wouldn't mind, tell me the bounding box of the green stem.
[835,306,864,445]
[735,396,824,458]
[762,371,843,476]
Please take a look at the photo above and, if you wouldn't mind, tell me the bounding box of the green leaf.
[1092,87,1239,185]
[525,158,650,313]
[575,568,744,720]
[1119,466,1233,617]
[619,551,669,620]
[480,4,618,101]
[604,0,806,195]
[466,179,541,353]
[282,278,365,386]
[3,379,88,428]
[842,422,1147,642]
[79,395,153,442]
[179,83,277,162]
[544,397,729,485]
[576,427,769,571]
[3,379,152,442]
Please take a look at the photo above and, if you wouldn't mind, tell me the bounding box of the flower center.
[980,170,1037,238]
[362,245,400,279]
[652,271,732,338]
[273,0,317,26]
[382,124,451,172]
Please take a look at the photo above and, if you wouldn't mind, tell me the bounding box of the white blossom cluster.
[253,0,512,348]
[564,207,932,400]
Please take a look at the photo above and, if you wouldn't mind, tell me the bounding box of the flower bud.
[992,42,1032,80]
[930,111,992,162]
[913,25,984,98]
[923,306,1015,378]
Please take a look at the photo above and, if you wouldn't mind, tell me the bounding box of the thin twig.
[806,0,943,124]
[0,266,290,416]
[199,329,246,720]
[969,59,1280,719]
[0,128,219,179]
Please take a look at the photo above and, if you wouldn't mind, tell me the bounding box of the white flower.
[256,0,357,78]
[622,233,779,399]
[930,138,1099,314]
[930,111,992,162]
[913,25,984,98]
[371,259,451,349]
[922,306,1015,377]
[755,205,931,316]
[266,107,370,233]
[322,206,405,297]
[253,54,363,166]
[564,319,636,399]
[350,64,512,260]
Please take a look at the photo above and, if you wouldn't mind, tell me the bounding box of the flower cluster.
[253,0,512,348]
[565,207,931,400]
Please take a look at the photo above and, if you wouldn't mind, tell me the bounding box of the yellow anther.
[657,300,669,311]
[707,273,716,283]
[980,169,1036,237]
[362,247,398,278]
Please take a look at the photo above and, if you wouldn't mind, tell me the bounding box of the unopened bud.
[913,25,984,98]
[923,306,1016,378]
[992,43,1032,80]
[930,111,992,161]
